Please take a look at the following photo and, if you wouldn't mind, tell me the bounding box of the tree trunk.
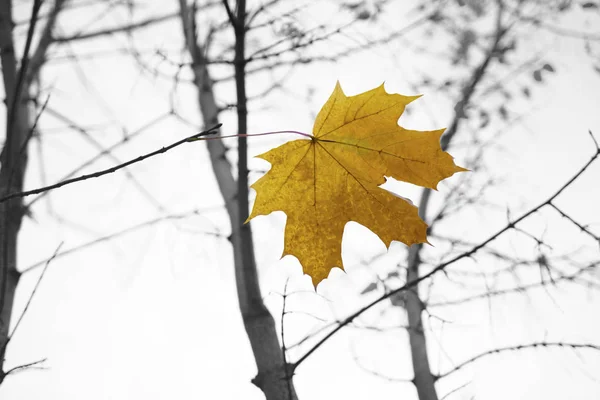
[178,2,297,399]
[404,248,438,400]
[394,188,438,400]
[0,0,64,378]
[0,0,32,376]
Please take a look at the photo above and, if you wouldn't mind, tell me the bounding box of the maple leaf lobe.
[249,82,466,287]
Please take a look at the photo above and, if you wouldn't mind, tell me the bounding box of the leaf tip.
[307,272,327,289]
[379,82,422,104]
[408,93,424,102]
[310,275,320,290]
[334,80,345,95]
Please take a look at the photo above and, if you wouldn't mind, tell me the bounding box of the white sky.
[1,1,600,399]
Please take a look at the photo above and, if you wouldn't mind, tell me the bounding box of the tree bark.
[400,190,438,400]
[0,0,64,378]
[178,2,297,399]
[0,0,34,376]
[0,0,29,372]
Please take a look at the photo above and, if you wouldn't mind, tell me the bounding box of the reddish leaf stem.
[189,129,312,142]
[0,126,310,203]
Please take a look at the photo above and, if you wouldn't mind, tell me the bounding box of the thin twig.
[437,342,600,380]
[548,203,600,244]
[20,208,219,274]
[1,243,63,358]
[3,357,47,377]
[440,381,471,400]
[429,262,599,307]
[39,106,167,213]
[0,124,222,203]
[280,278,293,400]
[26,110,174,208]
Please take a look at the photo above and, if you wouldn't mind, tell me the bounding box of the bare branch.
[41,106,168,212]
[1,243,63,358]
[2,357,47,381]
[25,110,173,208]
[0,124,222,203]
[429,262,600,307]
[27,0,66,85]
[549,203,600,245]
[221,0,237,29]
[437,342,600,380]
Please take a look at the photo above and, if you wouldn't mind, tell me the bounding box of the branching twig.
[291,131,600,372]
[437,342,600,380]
[548,203,600,245]
[429,262,599,307]
[221,0,237,30]
[1,357,47,382]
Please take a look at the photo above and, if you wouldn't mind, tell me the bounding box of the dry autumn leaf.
[248,82,467,286]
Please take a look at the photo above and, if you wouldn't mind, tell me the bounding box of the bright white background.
[1,1,600,399]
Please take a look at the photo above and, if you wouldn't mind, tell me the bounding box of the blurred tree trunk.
[392,4,507,398]
[392,191,438,400]
[403,202,438,400]
[178,1,297,398]
[0,0,64,379]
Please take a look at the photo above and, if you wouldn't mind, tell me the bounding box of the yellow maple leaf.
[248,82,467,286]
